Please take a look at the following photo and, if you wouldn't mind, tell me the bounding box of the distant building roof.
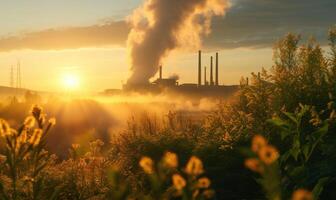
[153,78,178,87]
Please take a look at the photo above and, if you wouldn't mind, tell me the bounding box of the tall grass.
[0,26,336,199]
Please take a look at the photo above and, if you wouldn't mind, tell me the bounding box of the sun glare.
[62,73,80,90]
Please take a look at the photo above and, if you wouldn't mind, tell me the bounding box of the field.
[0,28,336,200]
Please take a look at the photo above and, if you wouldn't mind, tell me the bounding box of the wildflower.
[292,189,313,200]
[23,154,30,161]
[258,145,279,165]
[163,151,178,168]
[16,131,28,152]
[24,116,35,128]
[252,134,267,153]
[22,176,35,183]
[72,144,80,150]
[84,152,92,157]
[198,177,211,188]
[90,139,104,149]
[0,119,10,137]
[245,158,264,173]
[78,158,86,167]
[19,130,27,143]
[31,105,42,118]
[223,132,232,141]
[0,154,6,164]
[309,118,321,126]
[172,174,186,190]
[139,156,154,174]
[29,129,43,147]
[185,156,204,176]
[48,118,56,126]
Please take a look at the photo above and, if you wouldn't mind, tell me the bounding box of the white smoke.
[126,0,230,86]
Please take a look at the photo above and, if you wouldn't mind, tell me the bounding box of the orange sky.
[0,0,333,92]
[0,48,273,92]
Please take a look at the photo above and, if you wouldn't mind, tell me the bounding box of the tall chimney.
[215,52,219,86]
[204,66,207,86]
[159,65,162,79]
[210,56,213,86]
[198,50,202,86]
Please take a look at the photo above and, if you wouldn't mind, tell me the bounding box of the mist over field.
[0,92,223,156]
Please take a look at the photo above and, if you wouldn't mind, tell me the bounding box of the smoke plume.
[126,0,230,86]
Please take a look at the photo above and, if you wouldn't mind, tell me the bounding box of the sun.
[61,73,80,90]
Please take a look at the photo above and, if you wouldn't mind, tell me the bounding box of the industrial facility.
[107,51,239,98]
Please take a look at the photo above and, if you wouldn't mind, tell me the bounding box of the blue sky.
[0,0,139,35]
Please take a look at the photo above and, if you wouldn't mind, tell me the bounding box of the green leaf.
[283,112,298,124]
[312,122,328,140]
[302,144,311,161]
[288,166,307,181]
[267,118,288,128]
[312,177,330,200]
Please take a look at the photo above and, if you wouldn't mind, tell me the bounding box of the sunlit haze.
[61,73,80,90]
[0,1,335,199]
[1,0,333,92]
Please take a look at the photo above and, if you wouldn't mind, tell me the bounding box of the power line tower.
[16,60,22,89]
[10,66,14,87]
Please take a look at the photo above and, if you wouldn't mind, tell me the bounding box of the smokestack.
[215,52,219,86]
[126,0,229,86]
[159,65,162,79]
[210,56,213,86]
[198,50,202,86]
[204,66,207,86]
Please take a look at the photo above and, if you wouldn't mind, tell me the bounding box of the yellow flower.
[172,174,186,190]
[185,156,204,176]
[24,116,35,128]
[29,129,43,147]
[258,145,279,165]
[198,177,211,188]
[22,176,35,183]
[0,119,10,137]
[139,156,154,174]
[163,152,178,168]
[292,189,313,200]
[252,134,267,153]
[31,105,42,117]
[21,130,28,142]
[72,144,80,150]
[16,130,28,152]
[48,118,56,126]
[245,158,264,173]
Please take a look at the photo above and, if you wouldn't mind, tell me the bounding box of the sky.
[0,0,335,92]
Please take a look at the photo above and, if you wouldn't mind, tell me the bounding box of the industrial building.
[151,51,228,87]
[107,51,239,98]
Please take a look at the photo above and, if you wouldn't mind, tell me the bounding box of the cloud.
[0,21,128,52]
[205,0,336,49]
[0,0,335,52]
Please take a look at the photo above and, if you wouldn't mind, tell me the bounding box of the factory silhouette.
[106,51,238,98]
